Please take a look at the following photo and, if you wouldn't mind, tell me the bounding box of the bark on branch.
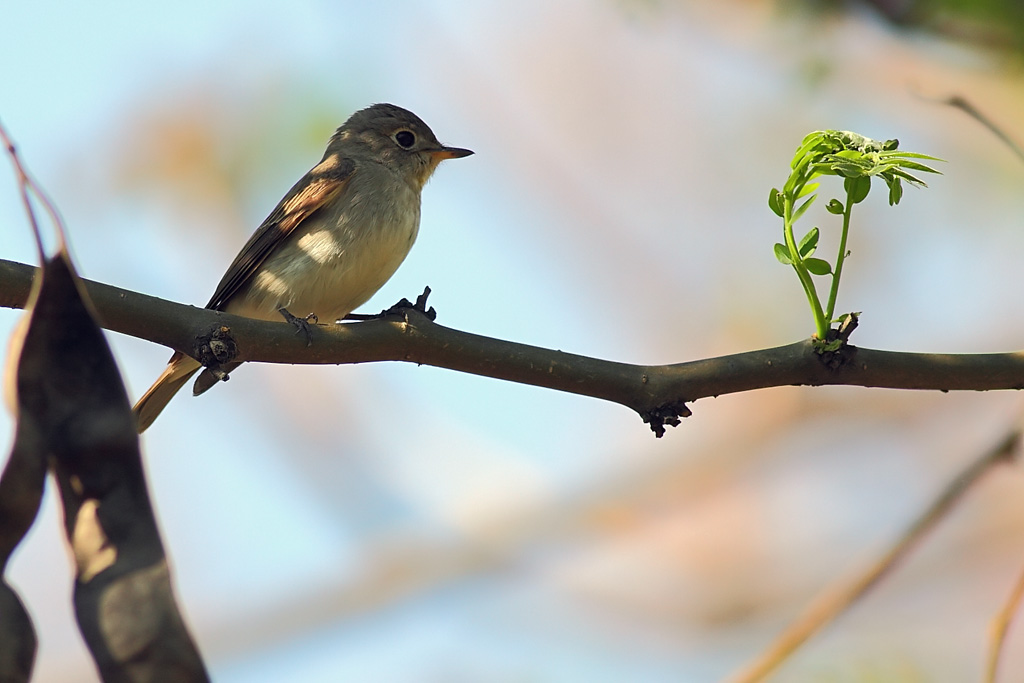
[3,257,1023,436]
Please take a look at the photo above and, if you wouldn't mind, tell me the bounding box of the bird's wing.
[204,154,356,311]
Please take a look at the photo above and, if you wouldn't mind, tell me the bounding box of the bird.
[132,103,472,432]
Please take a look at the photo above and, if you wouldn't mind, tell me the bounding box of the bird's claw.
[278,307,317,346]
[382,286,437,321]
[342,286,437,322]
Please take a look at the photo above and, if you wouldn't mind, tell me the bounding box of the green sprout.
[769,130,942,347]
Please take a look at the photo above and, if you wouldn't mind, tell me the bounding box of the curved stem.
[825,194,854,323]
[783,195,828,338]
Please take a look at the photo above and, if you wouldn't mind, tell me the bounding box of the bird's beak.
[430,146,474,160]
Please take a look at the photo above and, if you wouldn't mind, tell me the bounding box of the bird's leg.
[278,308,317,346]
[344,286,437,323]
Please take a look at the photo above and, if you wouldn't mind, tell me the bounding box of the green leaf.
[888,177,904,205]
[791,194,817,223]
[835,131,880,152]
[785,157,815,193]
[773,242,793,265]
[796,182,820,199]
[887,167,927,186]
[783,170,799,195]
[828,153,875,173]
[830,161,867,178]
[791,131,827,169]
[804,257,833,276]
[768,188,784,217]
[891,159,942,175]
[836,153,875,171]
[798,227,819,257]
[878,150,943,161]
[844,176,871,204]
[826,198,844,214]
[833,148,868,160]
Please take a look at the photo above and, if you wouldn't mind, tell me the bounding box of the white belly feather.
[226,167,421,322]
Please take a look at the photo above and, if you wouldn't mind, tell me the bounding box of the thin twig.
[0,120,69,258]
[916,92,1024,164]
[944,96,1024,164]
[0,120,45,259]
[725,429,1020,683]
[986,559,1024,683]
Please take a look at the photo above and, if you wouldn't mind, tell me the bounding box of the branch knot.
[640,400,692,438]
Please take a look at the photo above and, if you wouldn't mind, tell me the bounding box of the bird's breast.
[229,174,422,322]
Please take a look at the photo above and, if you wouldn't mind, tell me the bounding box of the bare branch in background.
[725,429,1019,683]
[914,92,1024,164]
[986,559,1024,683]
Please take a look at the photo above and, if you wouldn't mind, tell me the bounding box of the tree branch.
[3,257,1024,435]
[726,428,1019,683]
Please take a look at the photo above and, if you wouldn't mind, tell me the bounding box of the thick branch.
[3,258,1024,430]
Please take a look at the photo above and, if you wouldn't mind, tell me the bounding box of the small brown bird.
[132,103,472,432]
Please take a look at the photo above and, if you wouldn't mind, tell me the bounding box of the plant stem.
[783,196,828,338]
[824,194,854,323]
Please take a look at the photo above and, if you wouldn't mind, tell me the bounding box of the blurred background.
[3,0,1024,680]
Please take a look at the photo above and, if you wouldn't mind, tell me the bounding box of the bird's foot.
[382,286,437,320]
[278,308,318,346]
[344,286,437,322]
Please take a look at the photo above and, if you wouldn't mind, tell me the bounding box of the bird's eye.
[394,130,416,148]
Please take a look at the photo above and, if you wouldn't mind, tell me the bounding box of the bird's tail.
[132,352,201,433]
